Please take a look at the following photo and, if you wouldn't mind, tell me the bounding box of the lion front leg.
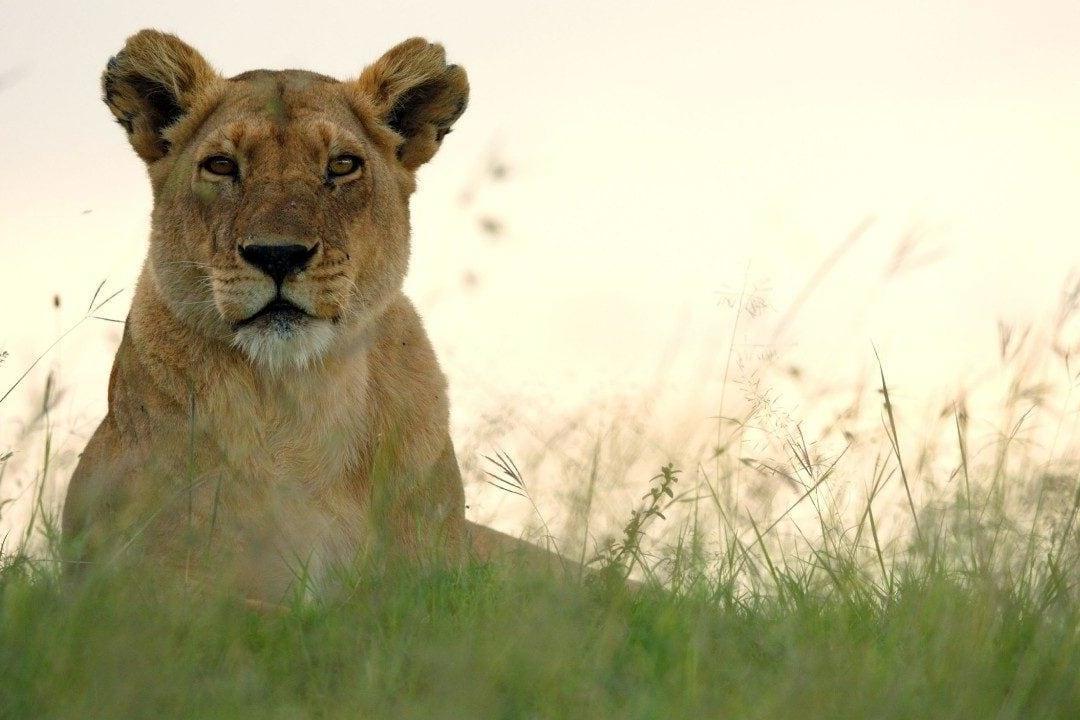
[365,435,468,568]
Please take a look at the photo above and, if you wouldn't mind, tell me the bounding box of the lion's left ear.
[355,38,469,170]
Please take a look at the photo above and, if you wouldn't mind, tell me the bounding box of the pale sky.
[2,1,1079,536]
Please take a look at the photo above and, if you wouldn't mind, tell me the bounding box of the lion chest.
[189,368,375,580]
[206,373,368,486]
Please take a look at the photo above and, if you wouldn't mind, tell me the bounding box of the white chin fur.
[232,318,335,372]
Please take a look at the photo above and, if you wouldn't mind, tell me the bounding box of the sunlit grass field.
[3,447,1080,718]
[1,278,1078,719]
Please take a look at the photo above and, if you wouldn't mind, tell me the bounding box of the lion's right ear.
[102,30,220,162]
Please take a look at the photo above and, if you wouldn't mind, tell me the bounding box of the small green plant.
[593,463,679,580]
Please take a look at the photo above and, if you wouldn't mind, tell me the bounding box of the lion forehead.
[163,70,379,159]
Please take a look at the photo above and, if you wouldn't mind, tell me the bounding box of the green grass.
[3,475,1080,720]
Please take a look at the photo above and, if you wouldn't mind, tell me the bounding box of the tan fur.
[64,30,526,600]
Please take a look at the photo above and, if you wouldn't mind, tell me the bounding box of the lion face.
[102,32,468,370]
[153,71,409,371]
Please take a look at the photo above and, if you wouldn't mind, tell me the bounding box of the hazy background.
[2,1,1079,539]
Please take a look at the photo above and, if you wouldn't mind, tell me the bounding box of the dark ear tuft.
[356,39,469,170]
[101,30,219,162]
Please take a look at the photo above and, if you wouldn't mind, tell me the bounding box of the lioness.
[62,29,541,599]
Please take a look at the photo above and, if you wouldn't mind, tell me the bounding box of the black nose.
[239,243,317,284]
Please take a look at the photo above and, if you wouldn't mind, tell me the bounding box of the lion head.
[102,30,468,370]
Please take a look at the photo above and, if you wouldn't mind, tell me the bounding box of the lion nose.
[239,243,318,285]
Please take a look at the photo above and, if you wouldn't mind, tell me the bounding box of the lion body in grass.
[62,29,519,599]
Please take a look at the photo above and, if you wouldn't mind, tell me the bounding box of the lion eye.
[201,156,238,177]
[327,155,362,177]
